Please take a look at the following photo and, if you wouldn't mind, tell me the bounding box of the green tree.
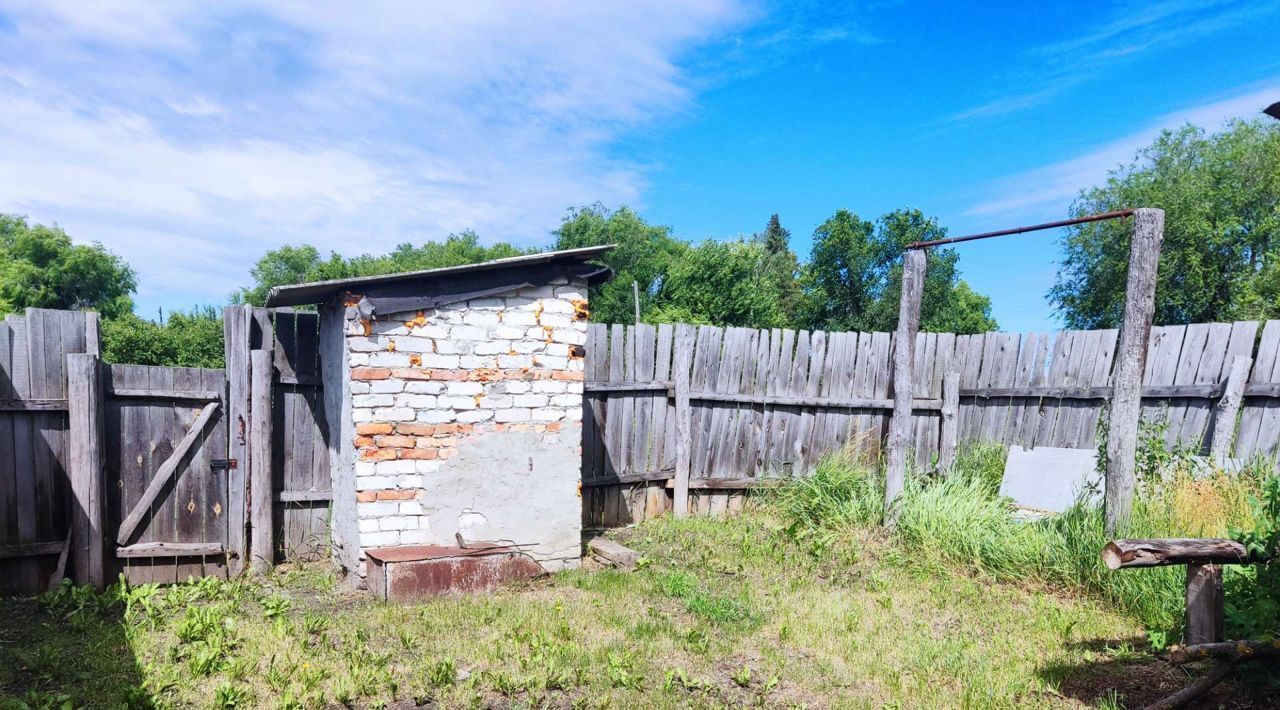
[802,209,996,333]
[755,214,803,323]
[651,238,785,328]
[0,215,136,318]
[553,204,685,324]
[1051,119,1280,328]
[236,232,535,306]
[101,307,225,368]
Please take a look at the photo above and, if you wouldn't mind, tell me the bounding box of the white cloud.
[0,0,746,310]
[964,84,1280,219]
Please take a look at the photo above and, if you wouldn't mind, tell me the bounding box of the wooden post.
[66,353,105,588]
[84,311,101,357]
[223,305,251,575]
[1104,208,1163,535]
[937,370,960,475]
[672,324,695,518]
[885,248,926,525]
[1185,563,1224,645]
[249,349,274,572]
[1209,355,1251,461]
[633,281,642,325]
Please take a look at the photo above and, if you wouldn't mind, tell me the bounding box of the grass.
[3,439,1274,708]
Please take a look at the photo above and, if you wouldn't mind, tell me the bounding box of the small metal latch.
[212,459,238,471]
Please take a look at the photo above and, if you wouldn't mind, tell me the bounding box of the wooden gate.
[103,364,233,584]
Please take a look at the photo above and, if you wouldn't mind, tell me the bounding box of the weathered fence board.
[270,311,330,562]
[583,319,1280,527]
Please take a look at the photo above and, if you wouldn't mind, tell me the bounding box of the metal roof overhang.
[264,244,615,308]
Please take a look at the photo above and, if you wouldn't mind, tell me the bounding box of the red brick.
[354,435,375,448]
[553,370,584,381]
[352,367,392,380]
[359,447,397,462]
[396,423,435,436]
[392,368,434,380]
[356,422,394,435]
[400,448,438,460]
[375,489,417,501]
[356,491,377,503]
[376,434,417,448]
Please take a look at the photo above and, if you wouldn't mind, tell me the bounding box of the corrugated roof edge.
[264,244,616,307]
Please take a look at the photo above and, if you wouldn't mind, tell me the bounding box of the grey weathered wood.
[115,401,220,545]
[0,398,68,410]
[937,370,960,474]
[223,305,251,575]
[277,490,333,503]
[672,324,695,517]
[1105,208,1163,535]
[691,391,942,410]
[116,541,224,558]
[1101,538,1254,569]
[588,537,641,570]
[106,387,222,401]
[1184,563,1224,645]
[1209,356,1251,460]
[0,541,66,558]
[66,354,105,588]
[249,349,274,571]
[1168,640,1280,664]
[885,249,925,524]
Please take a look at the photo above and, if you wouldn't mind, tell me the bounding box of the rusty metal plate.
[368,549,542,601]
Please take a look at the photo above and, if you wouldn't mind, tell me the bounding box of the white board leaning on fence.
[999,446,1100,514]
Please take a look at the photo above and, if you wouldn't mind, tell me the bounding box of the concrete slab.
[999,446,1100,514]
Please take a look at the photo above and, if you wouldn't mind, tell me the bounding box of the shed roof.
[264,244,615,308]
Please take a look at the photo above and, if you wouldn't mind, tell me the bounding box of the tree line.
[1,118,1275,368]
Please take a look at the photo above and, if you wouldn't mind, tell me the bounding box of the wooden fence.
[0,306,330,593]
[582,320,1280,526]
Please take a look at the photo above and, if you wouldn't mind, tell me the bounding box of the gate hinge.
[212,458,238,471]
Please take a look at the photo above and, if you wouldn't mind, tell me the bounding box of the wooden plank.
[672,324,695,517]
[583,381,670,392]
[106,387,221,401]
[689,391,942,410]
[1104,207,1163,534]
[797,330,826,472]
[0,398,68,410]
[1235,320,1280,458]
[606,324,625,476]
[0,541,66,558]
[632,324,656,475]
[277,490,334,503]
[0,322,16,573]
[1184,563,1224,645]
[1209,356,1251,460]
[1031,331,1071,447]
[1166,322,1211,448]
[114,401,220,545]
[116,542,224,558]
[249,350,273,571]
[222,305,251,576]
[937,370,960,474]
[651,324,674,473]
[885,248,925,524]
[66,354,105,588]
[689,326,722,478]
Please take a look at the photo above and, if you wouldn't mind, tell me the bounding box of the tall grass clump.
[772,438,1272,641]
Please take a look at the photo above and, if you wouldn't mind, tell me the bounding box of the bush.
[101,306,224,368]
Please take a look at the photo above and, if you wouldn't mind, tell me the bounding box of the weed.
[212,682,251,708]
[731,664,752,687]
[426,658,456,688]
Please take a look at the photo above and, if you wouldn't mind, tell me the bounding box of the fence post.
[1185,563,1224,645]
[672,324,695,518]
[223,305,251,576]
[937,370,960,475]
[249,349,274,572]
[66,353,105,589]
[1104,208,1164,536]
[1209,355,1251,461]
[885,249,926,526]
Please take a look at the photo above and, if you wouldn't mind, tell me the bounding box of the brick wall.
[340,278,588,571]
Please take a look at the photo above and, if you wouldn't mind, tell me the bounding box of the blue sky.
[0,1,1277,331]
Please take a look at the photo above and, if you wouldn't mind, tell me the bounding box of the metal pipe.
[905,209,1135,250]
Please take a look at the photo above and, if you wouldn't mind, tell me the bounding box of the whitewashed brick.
[358,500,399,516]
[451,326,488,340]
[369,352,411,367]
[498,354,532,369]
[494,408,531,422]
[541,298,574,313]
[565,407,584,421]
[544,342,570,357]
[348,353,370,366]
[447,382,484,395]
[433,339,466,355]
[405,381,445,394]
[477,395,512,409]
[553,329,586,345]
[349,338,382,352]
[502,381,531,394]
[418,409,456,423]
[355,461,377,477]
[533,380,569,393]
[555,287,586,300]
[349,382,372,394]
[363,531,399,546]
[551,394,580,407]
[457,409,494,423]
[359,518,380,533]
[375,460,417,474]
[492,325,526,339]
[566,382,584,394]
[459,355,496,369]
[397,475,423,489]
[398,501,424,516]
[397,394,437,408]
[420,354,460,368]
[353,394,394,408]
[534,355,568,370]
[473,340,510,355]
[381,516,419,531]
[513,340,545,354]
[532,407,565,421]
[356,476,395,491]
[399,529,434,544]
[502,311,538,326]
[394,336,434,353]
[371,321,411,336]
[370,379,405,394]
[419,325,450,339]
[374,407,415,421]
[416,460,442,473]
[504,297,535,308]
[437,395,477,410]
[351,408,373,422]
[463,311,500,326]
[539,313,572,328]
[513,394,548,407]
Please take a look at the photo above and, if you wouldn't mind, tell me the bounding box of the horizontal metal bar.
[584,381,671,393]
[0,540,66,558]
[108,387,222,401]
[691,391,943,411]
[0,398,69,411]
[116,542,225,558]
[906,209,1135,249]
